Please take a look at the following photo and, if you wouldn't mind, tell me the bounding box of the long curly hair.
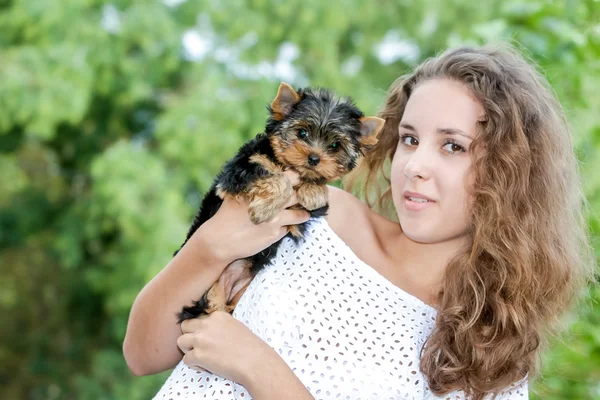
[344,45,596,398]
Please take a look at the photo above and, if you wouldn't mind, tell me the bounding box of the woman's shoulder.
[325,185,384,249]
[326,185,370,228]
[326,185,397,229]
[324,185,403,267]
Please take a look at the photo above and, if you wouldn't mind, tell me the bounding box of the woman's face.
[390,78,484,244]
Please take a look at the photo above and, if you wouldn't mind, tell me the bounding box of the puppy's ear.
[270,83,300,120]
[358,117,385,149]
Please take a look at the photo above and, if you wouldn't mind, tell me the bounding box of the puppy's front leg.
[246,173,293,224]
[296,182,328,211]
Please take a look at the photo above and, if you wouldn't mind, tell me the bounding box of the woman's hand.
[177,311,314,400]
[178,311,275,386]
[197,170,310,264]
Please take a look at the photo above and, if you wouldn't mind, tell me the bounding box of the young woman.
[123,45,594,399]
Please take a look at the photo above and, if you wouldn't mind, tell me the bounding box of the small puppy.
[175,83,384,322]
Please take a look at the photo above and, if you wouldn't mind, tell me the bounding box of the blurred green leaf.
[1,0,599,399]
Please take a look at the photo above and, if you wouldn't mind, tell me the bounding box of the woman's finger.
[176,333,194,353]
[180,318,202,334]
[278,208,311,226]
[182,351,208,373]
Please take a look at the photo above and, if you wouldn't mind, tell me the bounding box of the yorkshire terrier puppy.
[175,83,384,322]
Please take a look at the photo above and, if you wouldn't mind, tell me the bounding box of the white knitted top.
[154,217,528,399]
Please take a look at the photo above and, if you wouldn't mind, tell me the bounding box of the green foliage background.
[1,0,599,398]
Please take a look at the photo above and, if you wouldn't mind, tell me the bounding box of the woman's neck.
[383,225,469,307]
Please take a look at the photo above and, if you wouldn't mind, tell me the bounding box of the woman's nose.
[404,152,431,181]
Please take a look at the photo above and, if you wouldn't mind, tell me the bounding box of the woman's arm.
[122,226,230,376]
[243,352,314,400]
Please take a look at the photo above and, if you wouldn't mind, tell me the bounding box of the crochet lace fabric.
[154,217,528,399]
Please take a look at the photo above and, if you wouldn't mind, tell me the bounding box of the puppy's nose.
[308,154,320,166]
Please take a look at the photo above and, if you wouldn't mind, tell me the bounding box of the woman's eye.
[401,134,466,154]
[298,129,309,139]
[400,134,418,146]
[442,142,466,154]
[330,142,340,150]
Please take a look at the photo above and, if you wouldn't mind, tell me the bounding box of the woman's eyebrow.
[400,123,473,140]
[399,122,416,131]
[437,128,474,140]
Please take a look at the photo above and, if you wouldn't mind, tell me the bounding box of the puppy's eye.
[298,129,309,139]
[330,142,340,150]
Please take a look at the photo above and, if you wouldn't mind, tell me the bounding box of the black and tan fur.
[175,83,384,322]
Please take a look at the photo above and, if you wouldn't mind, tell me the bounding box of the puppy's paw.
[247,174,293,224]
[297,183,328,211]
